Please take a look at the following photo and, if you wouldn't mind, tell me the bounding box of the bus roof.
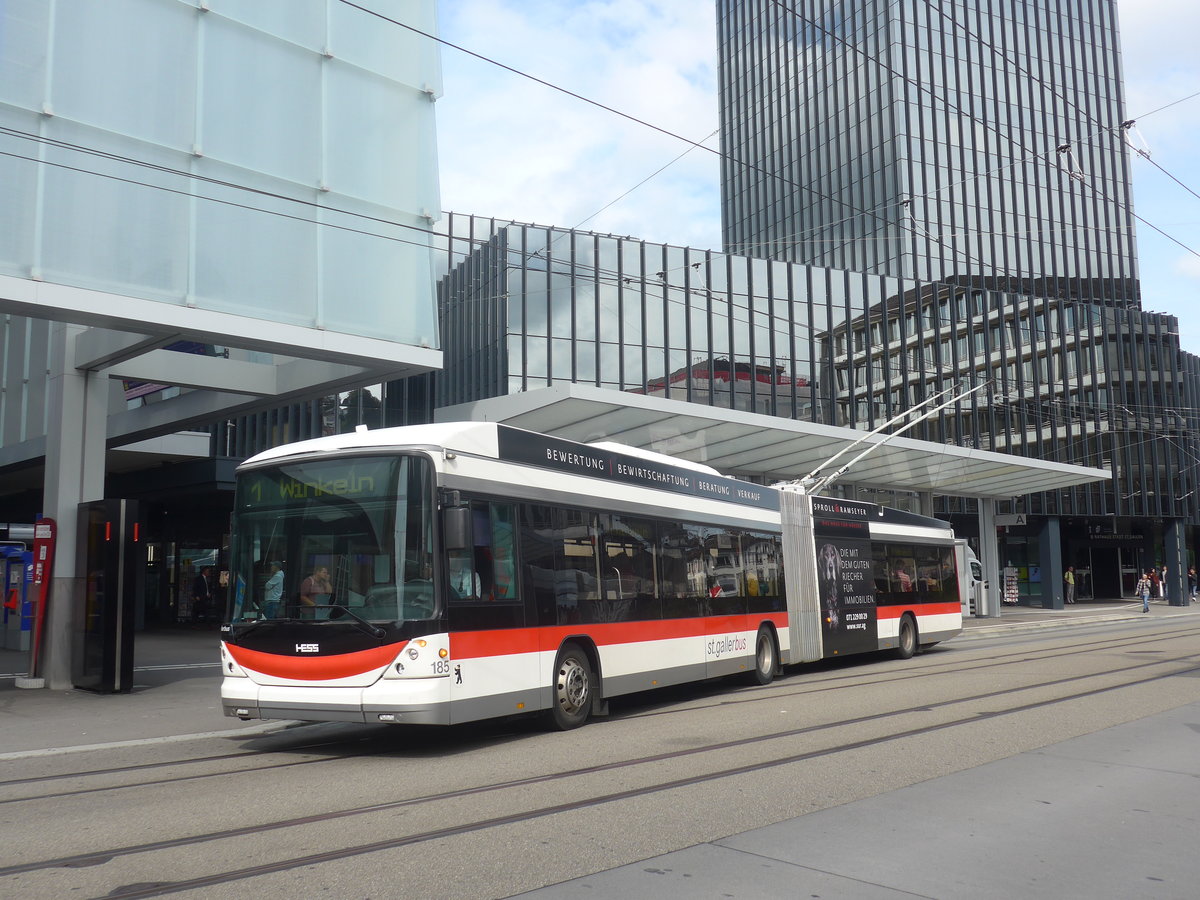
[238,423,952,534]
[239,422,725,476]
[239,421,510,468]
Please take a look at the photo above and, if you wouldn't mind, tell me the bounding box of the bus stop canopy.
[438,384,1110,501]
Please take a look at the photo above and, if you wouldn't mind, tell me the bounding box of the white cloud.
[1175,253,1200,280]
[436,0,719,248]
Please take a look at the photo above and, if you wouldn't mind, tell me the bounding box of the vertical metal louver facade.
[716,0,1140,308]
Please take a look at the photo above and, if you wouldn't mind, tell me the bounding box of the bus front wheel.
[550,642,593,730]
[896,614,917,660]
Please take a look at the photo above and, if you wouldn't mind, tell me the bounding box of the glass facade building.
[716,0,1140,308]
[0,0,441,345]
[424,214,1199,602]
[710,0,1197,599]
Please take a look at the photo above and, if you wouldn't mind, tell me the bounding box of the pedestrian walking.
[1136,571,1152,613]
[1063,566,1076,604]
[192,566,213,623]
[1188,567,1197,602]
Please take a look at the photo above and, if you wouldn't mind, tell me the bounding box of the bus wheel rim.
[558,658,589,713]
[757,634,774,674]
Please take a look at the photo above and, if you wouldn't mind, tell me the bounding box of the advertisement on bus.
[811,498,878,656]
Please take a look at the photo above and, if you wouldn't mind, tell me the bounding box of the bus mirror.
[443,506,470,551]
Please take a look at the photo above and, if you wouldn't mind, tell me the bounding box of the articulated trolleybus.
[221,423,963,730]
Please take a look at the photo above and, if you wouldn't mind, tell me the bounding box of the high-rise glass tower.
[717,0,1140,308]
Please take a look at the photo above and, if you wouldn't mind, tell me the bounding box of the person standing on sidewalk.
[1064,566,1076,604]
[1136,571,1152,613]
[1188,567,1197,602]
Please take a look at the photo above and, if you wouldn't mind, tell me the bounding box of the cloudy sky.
[433,0,1200,350]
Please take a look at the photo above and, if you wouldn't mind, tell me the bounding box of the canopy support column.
[39,324,108,689]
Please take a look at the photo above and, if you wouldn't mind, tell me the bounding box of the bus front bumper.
[221,678,451,726]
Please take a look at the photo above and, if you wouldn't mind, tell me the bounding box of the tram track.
[2,639,1195,891]
[62,657,1200,899]
[1,622,1195,804]
[626,621,1200,718]
[0,755,337,806]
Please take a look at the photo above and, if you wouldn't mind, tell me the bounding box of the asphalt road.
[2,618,1198,899]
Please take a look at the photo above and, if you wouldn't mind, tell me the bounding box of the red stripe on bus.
[226,642,403,681]
[450,612,790,659]
[877,602,961,619]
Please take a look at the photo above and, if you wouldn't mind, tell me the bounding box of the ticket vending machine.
[74,499,142,693]
[1,545,33,651]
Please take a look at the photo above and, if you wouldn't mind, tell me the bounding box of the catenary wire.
[756,0,1200,264]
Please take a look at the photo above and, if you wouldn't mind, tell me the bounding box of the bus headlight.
[384,639,450,679]
[220,644,248,678]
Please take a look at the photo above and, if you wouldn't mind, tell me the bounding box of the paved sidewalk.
[959,596,1200,639]
[517,698,1200,899]
[1,600,1197,758]
[0,626,264,758]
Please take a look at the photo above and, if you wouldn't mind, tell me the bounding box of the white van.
[954,540,988,616]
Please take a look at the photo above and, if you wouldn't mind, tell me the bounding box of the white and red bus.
[220,422,962,729]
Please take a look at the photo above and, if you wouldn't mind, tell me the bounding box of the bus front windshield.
[227,454,434,624]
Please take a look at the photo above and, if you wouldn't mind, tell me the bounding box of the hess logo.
[295,643,320,653]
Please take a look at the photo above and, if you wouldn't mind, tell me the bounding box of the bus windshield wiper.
[232,619,271,638]
[322,604,387,638]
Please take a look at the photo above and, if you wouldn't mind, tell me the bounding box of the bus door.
[693,529,746,678]
[446,500,537,720]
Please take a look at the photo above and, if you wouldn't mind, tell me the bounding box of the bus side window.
[464,500,517,603]
[447,507,477,599]
[520,505,602,626]
[490,503,517,600]
[447,499,524,632]
[448,500,510,603]
[743,532,783,610]
[658,525,697,618]
[522,504,559,626]
[599,514,660,622]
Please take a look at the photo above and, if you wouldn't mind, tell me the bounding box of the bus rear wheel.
[749,627,777,685]
[550,642,593,730]
[896,614,917,659]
